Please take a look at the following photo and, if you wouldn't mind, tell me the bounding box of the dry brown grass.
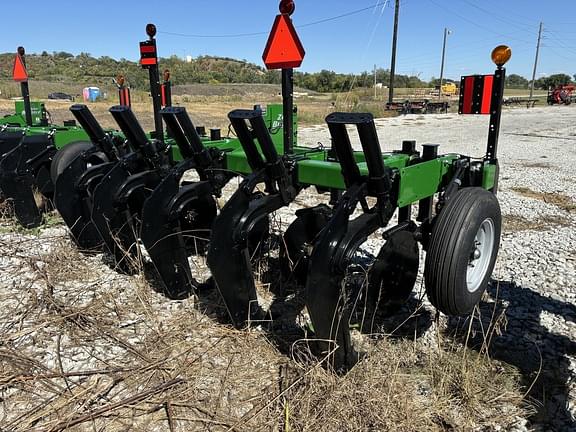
[0,82,398,134]
[512,187,576,213]
[0,219,532,431]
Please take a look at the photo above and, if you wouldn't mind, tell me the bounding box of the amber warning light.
[491,45,512,67]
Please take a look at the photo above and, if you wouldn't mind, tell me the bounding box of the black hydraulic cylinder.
[109,106,149,151]
[357,120,385,178]
[228,110,266,171]
[325,114,362,187]
[69,104,114,154]
[160,106,204,158]
[249,115,279,165]
[282,68,294,155]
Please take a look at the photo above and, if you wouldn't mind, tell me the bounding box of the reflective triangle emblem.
[263,14,305,70]
[13,54,28,82]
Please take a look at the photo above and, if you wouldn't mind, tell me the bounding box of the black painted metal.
[140,107,224,298]
[365,229,419,324]
[282,68,294,155]
[0,134,53,227]
[54,105,123,249]
[416,144,439,222]
[17,48,33,126]
[486,67,506,163]
[141,36,164,143]
[280,204,333,285]
[0,131,25,157]
[91,106,167,271]
[207,108,298,326]
[305,113,396,371]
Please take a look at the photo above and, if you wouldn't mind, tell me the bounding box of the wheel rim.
[466,218,495,293]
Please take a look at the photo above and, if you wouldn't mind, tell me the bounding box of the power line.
[425,0,534,45]
[459,0,536,34]
[158,1,388,38]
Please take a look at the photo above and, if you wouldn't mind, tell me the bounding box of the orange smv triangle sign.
[262,14,305,70]
[13,54,28,82]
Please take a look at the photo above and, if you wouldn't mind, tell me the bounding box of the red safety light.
[262,14,305,69]
[459,75,494,115]
[140,40,158,69]
[140,45,156,54]
[279,0,295,15]
[146,23,157,38]
[119,87,131,107]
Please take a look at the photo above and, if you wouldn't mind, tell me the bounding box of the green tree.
[534,73,572,89]
[505,74,528,88]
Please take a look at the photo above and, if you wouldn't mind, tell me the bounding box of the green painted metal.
[0,101,47,127]
[397,155,459,207]
[14,101,47,126]
[296,153,410,190]
[482,163,497,190]
[170,103,290,163]
[0,101,88,148]
[52,127,91,149]
[0,99,496,203]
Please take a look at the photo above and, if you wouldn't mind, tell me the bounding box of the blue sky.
[2,0,575,80]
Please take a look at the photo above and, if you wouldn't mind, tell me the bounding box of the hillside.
[0,51,430,96]
[0,52,276,90]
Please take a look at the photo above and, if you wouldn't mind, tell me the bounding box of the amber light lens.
[163,69,171,82]
[491,45,512,66]
[116,75,125,86]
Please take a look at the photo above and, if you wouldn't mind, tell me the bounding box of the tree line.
[0,51,573,92]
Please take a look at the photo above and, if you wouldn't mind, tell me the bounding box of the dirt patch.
[522,162,553,169]
[512,187,576,213]
[504,214,571,232]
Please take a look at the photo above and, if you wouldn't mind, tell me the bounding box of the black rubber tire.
[50,141,96,184]
[424,187,501,315]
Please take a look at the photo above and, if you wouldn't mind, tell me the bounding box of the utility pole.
[438,27,450,98]
[529,22,543,102]
[374,64,377,100]
[388,0,400,104]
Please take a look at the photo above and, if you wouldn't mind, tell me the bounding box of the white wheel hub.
[466,218,495,293]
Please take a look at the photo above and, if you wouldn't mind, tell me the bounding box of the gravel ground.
[0,104,574,430]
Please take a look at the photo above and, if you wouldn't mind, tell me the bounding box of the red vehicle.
[547,84,575,105]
